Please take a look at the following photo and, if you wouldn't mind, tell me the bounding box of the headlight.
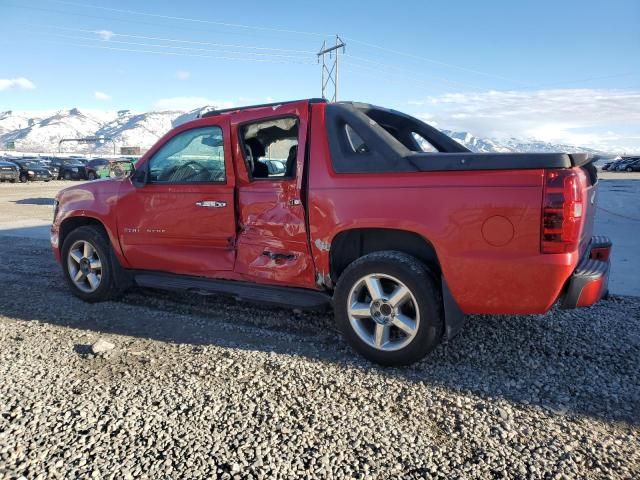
[28,170,35,175]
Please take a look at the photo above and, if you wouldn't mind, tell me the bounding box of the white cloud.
[0,77,36,91]
[409,88,640,151]
[176,70,190,81]
[94,91,111,101]
[95,30,114,41]
[154,96,234,110]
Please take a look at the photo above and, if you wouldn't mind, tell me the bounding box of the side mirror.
[130,163,147,187]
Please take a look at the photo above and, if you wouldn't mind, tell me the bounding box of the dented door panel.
[231,102,318,289]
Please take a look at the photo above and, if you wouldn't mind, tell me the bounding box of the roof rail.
[200,98,326,118]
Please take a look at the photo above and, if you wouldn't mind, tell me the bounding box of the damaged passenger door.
[230,102,317,288]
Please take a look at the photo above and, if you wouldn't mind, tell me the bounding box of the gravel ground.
[0,236,638,479]
[1,175,639,479]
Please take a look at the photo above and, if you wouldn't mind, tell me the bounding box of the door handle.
[195,200,227,208]
[262,251,296,262]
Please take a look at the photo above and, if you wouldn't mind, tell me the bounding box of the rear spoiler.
[570,153,595,168]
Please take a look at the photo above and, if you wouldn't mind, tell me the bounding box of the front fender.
[51,181,127,267]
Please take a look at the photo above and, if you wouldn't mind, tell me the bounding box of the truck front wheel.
[334,251,444,366]
[61,226,121,302]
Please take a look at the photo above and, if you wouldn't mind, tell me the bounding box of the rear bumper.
[560,236,611,309]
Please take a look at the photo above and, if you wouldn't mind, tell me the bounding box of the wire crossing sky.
[0,0,638,151]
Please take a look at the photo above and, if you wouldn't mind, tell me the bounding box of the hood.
[57,177,123,200]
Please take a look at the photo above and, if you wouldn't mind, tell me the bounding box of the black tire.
[45,179,51,182]
[626,167,633,172]
[9,179,16,183]
[87,171,97,180]
[63,171,72,180]
[61,225,122,302]
[334,251,444,366]
[19,173,28,183]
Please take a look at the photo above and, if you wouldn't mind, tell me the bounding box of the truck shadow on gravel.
[0,238,638,426]
[11,197,55,206]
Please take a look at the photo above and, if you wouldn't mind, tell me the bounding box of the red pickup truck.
[51,99,611,365]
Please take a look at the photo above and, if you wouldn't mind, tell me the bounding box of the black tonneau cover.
[404,152,593,172]
[326,103,594,173]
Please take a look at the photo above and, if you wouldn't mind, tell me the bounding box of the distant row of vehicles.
[0,155,138,183]
[602,156,640,172]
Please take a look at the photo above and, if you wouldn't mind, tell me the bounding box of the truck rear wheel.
[334,251,443,366]
[61,226,121,302]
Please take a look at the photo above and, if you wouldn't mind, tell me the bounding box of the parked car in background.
[37,157,60,179]
[12,158,54,182]
[97,159,133,179]
[52,98,612,366]
[0,159,20,182]
[622,158,640,172]
[85,158,110,180]
[613,157,640,171]
[48,158,87,180]
[601,161,614,170]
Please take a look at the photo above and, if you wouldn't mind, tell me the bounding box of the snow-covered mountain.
[442,130,610,157]
[0,108,616,157]
[0,106,216,154]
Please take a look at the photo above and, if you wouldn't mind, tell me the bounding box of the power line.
[525,71,640,90]
[343,37,527,86]
[46,0,330,38]
[3,3,323,46]
[41,0,524,86]
[343,55,484,90]
[339,64,462,94]
[33,32,314,59]
[23,23,318,54]
[15,40,318,65]
[15,1,634,92]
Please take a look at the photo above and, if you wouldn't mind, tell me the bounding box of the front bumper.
[560,236,611,309]
[28,172,52,181]
[64,170,86,180]
[0,171,19,181]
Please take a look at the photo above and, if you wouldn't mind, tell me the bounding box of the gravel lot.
[0,179,639,479]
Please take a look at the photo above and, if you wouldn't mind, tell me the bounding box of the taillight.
[541,169,584,254]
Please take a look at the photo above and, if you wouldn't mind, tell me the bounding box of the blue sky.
[1,0,639,150]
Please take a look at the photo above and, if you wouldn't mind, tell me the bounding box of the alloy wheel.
[347,273,420,351]
[67,240,103,293]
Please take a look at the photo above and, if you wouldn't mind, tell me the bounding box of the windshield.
[18,160,41,167]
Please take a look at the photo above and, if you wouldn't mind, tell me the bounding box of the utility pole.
[318,35,346,102]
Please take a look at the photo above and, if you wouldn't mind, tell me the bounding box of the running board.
[133,272,332,310]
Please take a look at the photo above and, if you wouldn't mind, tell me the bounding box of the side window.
[345,124,369,153]
[240,117,299,181]
[148,126,225,183]
[411,132,438,153]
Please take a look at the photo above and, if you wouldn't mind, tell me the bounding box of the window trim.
[146,125,228,185]
[237,114,300,182]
